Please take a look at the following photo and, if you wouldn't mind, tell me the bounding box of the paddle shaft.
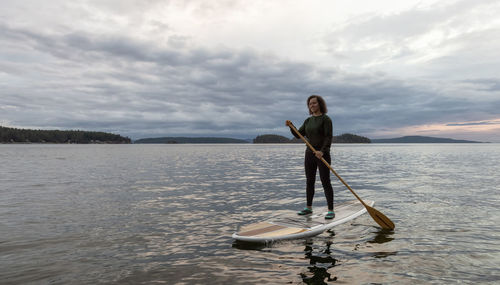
[288,123,368,207]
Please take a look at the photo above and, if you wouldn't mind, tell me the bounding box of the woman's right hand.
[285,120,293,127]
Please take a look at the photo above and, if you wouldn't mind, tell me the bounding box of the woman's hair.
[307,95,328,115]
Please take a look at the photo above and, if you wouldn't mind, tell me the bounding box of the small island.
[0,126,131,144]
[253,134,292,143]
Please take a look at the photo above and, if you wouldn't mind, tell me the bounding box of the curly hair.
[307,95,328,115]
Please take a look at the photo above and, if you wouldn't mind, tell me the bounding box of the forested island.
[253,133,371,143]
[0,126,131,144]
[253,134,292,143]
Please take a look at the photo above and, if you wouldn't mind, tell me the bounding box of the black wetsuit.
[291,114,334,210]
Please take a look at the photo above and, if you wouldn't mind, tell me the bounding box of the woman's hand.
[315,151,323,159]
[285,120,293,127]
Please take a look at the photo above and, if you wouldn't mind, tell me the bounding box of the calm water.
[1,144,499,284]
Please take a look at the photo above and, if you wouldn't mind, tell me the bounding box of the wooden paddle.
[287,122,395,230]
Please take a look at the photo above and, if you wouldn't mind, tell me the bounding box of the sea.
[1,143,499,284]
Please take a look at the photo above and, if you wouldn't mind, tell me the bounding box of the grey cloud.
[463,79,500,92]
[447,121,500,126]
[1,18,498,141]
[323,0,500,71]
[330,0,494,40]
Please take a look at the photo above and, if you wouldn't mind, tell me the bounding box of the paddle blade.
[366,206,395,230]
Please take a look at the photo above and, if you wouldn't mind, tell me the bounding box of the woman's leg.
[317,152,334,210]
[304,150,317,207]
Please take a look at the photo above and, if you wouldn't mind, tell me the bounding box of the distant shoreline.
[134,137,249,144]
[134,135,484,144]
[371,135,483,143]
[0,126,131,144]
[1,126,486,144]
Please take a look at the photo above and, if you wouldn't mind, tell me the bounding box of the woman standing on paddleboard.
[286,95,335,219]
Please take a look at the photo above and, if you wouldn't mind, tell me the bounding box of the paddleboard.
[232,200,374,243]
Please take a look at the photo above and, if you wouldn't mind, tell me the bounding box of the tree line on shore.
[135,134,371,144]
[0,125,370,144]
[0,126,131,144]
[253,133,371,143]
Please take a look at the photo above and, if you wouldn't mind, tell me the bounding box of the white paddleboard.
[232,200,374,243]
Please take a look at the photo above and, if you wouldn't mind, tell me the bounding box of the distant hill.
[134,137,249,144]
[0,126,131,143]
[253,134,291,143]
[254,133,371,143]
[371,136,483,143]
[333,133,371,143]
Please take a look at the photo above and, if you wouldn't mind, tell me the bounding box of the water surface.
[1,144,499,284]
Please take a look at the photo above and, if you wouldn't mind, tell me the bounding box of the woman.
[286,95,335,219]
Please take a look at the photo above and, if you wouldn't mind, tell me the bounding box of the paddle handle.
[287,122,368,208]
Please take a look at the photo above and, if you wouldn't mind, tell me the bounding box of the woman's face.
[308,97,320,114]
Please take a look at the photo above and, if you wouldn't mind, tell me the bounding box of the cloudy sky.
[1,0,499,142]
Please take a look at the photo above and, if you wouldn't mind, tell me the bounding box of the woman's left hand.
[315,151,323,159]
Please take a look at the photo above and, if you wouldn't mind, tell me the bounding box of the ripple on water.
[1,144,499,284]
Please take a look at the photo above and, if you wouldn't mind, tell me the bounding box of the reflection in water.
[300,267,337,285]
[354,228,398,259]
[372,251,398,259]
[368,228,395,244]
[369,229,398,258]
[232,240,271,251]
[234,238,341,284]
[301,241,338,284]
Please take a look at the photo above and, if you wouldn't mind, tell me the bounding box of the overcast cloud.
[1,0,499,141]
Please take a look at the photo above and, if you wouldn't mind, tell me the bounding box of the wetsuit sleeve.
[290,119,307,139]
[320,116,333,153]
